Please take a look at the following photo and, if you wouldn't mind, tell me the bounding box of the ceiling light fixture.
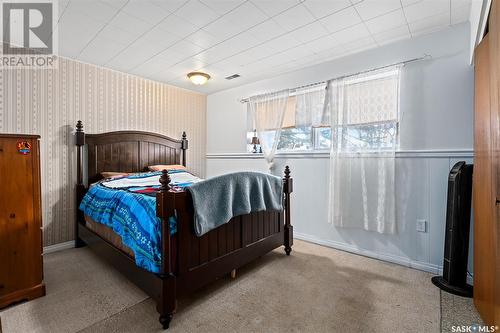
[187,71,211,85]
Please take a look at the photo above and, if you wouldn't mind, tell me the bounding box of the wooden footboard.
[155,168,293,327]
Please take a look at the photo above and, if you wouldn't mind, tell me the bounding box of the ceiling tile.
[251,0,301,17]
[224,1,269,30]
[273,4,316,31]
[170,58,207,77]
[315,45,347,60]
[285,44,317,59]
[148,70,182,83]
[64,0,121,23]
[57,7,105,33]
[239,42,285,62]
[200,0,245,15]
[107,49,150,72]
[202,16,246,41]
[78,36,126,65]
[174,0,220,27]
[57,12,105,57]
[57,0,70,20]
[354,0,402,21]
[156,48,191,64]
[403,0,450,23]
[292,21,330,43]
[247,19,287,42]
[302,0,353,19]
[157,14,199,38]
[408,11,450,37]
[320,6,361,33]
[401,0,423,6]
[100,0,129,10]
[365,9,407,34]
[267,33,302,52]
[97,25,143,45]
[108,11,156,35]
[58,30,95,58]
[212,57,245,73]
[194,46,230,64]
[332,23,371,44]
[186,29,221,48]
[141,26,182,49]
[131,53,184,77]
[195,32,260,63]
[166,40,204,58]
[342,36,377,54]
[121,1,172,26]
[373,24,411,45]
[151,0,189,13]
[303,34,342,53]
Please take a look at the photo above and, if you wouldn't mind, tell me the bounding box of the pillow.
[100,171,129,179]
[148,164,187,172]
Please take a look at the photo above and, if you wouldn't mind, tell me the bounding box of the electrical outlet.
[416,219,427,233]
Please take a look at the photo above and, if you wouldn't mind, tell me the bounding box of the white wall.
[206,23,474,274]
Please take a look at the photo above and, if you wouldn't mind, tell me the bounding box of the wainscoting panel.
[0,56,206,246]
[206,151,474,274]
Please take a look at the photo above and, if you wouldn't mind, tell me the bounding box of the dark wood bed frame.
[74,121,293,329]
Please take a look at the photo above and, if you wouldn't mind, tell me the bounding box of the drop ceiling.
[54,0,473,94]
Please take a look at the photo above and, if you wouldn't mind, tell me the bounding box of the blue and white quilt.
[79,170,201,273]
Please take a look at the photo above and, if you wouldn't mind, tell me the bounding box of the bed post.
[181,131,188,167]
[75,120,86,248]
[156,170,176,329]
[283,166,293,255]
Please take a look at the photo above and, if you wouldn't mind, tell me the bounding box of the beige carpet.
[0,240,440,333]
[440,291,483,332]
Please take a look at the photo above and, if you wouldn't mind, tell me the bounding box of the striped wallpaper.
[0,55,207,246]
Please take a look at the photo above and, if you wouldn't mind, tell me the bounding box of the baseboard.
[294,232,442,274]
[43,240,75,255]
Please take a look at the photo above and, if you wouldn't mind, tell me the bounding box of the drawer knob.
[496,198,500,206]
[9,213,15,219]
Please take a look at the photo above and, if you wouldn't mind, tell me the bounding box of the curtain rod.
[239,54,432,103]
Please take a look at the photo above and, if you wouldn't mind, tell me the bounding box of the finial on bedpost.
[75,120,86,247]
[159,169,171,191]
[284,165,290,179]
[75,120,85,146]
[181,131,188,167]
[283,165,293,256]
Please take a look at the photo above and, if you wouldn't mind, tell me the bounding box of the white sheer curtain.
[295,85,327,127]
[248,90,290,171]
[327,66,401,234]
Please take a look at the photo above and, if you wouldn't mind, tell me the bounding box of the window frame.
[246,68,401,153]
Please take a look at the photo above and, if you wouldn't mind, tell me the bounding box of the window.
[246,67,400,152]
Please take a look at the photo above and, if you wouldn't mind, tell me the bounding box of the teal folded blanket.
[187,172,283,236]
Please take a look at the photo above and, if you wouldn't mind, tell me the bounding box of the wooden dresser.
[0,134,45,308]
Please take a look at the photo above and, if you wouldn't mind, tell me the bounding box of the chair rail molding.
[207,149,474,160]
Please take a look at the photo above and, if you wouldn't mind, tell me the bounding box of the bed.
[74,121,293,329]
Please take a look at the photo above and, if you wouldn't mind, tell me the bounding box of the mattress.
[79,170,200,273]
[85,215,135,258]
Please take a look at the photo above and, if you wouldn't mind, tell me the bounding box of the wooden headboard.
[75,121,188,185]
